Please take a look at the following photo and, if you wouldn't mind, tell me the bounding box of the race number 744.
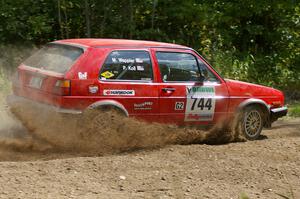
[190,97,212,111]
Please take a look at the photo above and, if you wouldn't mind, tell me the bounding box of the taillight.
[53,79,71,95]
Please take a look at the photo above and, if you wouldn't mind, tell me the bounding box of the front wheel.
[237,105,264,140]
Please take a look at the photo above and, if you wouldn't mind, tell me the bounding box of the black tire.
[236,105,264,140]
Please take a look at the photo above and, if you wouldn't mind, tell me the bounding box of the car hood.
[225,79,283,98]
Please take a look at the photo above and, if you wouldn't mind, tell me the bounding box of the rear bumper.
[6,95,82,115]
[270,106,288,122]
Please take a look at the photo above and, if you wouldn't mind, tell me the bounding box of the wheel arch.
[87,100,129,116]
[237,98,270,122]
[238,98,270,111]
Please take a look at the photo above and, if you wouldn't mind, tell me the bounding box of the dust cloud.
[0,96,44,155]
[6,98,242,155]
[0,104,25,138]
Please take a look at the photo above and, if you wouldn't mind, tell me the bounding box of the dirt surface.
[0,104,299,198]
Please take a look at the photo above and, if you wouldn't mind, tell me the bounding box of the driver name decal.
[185,86,216,121]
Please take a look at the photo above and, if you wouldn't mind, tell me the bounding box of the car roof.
[54,38,190,49]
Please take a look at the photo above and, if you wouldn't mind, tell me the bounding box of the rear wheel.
[76,106,130,152]
[237,105,264,140]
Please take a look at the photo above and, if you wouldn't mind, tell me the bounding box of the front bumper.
[6,95,82,115]
[270,106,288,122]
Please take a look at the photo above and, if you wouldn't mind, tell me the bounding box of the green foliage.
[288,102,300,117]
[0,0,299,93]
[199,0,300,90]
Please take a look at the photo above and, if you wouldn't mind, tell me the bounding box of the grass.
[288,102,300,117]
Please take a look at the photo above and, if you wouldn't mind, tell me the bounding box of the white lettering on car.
[103,90,135,96]
[122,65,145,71]
[185,86,216,121]
[135,58,143,63]
[136,65,145,71]
[134,102,153,110]
[118,58,135,63]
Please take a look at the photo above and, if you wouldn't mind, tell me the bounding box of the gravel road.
[0,116,299,199]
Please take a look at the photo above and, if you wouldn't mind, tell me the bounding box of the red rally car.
[8,39,288,140]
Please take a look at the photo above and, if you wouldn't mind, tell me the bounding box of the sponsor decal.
[186,113,213,121]
[101,71,114,79]
[175,102,184,110]
[103,90,135,96]
[78,72,87,80]
[89,85,99,94]
[134,102,153,110]
[185,86,216,121]
[186,86,214,95]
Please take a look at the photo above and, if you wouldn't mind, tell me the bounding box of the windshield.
[23,43,83,74]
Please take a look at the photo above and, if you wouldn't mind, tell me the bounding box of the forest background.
[0,0,299,100]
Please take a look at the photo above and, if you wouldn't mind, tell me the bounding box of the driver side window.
[198,58,220,83]
[156,52,200,82]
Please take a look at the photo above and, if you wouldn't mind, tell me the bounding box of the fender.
[237,98,270,114]
[87,100,129,116]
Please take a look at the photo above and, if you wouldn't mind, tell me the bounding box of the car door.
[96,49,160,121]
[152,48,229,126]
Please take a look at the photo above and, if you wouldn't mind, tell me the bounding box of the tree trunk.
[129,0,134,39]
[151,0,158,30]
[84,0,91,37]
[100,0,109,37]
[62,0,69,39]
[57,0,64,38]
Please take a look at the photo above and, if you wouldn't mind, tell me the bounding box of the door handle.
[162,87,176,92]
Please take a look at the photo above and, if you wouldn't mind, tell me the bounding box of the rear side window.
[100,51,153,81]
[156,52,200,82]
[24,43,83,74]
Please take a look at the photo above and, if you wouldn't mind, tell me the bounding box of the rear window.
[23,43,83,74]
